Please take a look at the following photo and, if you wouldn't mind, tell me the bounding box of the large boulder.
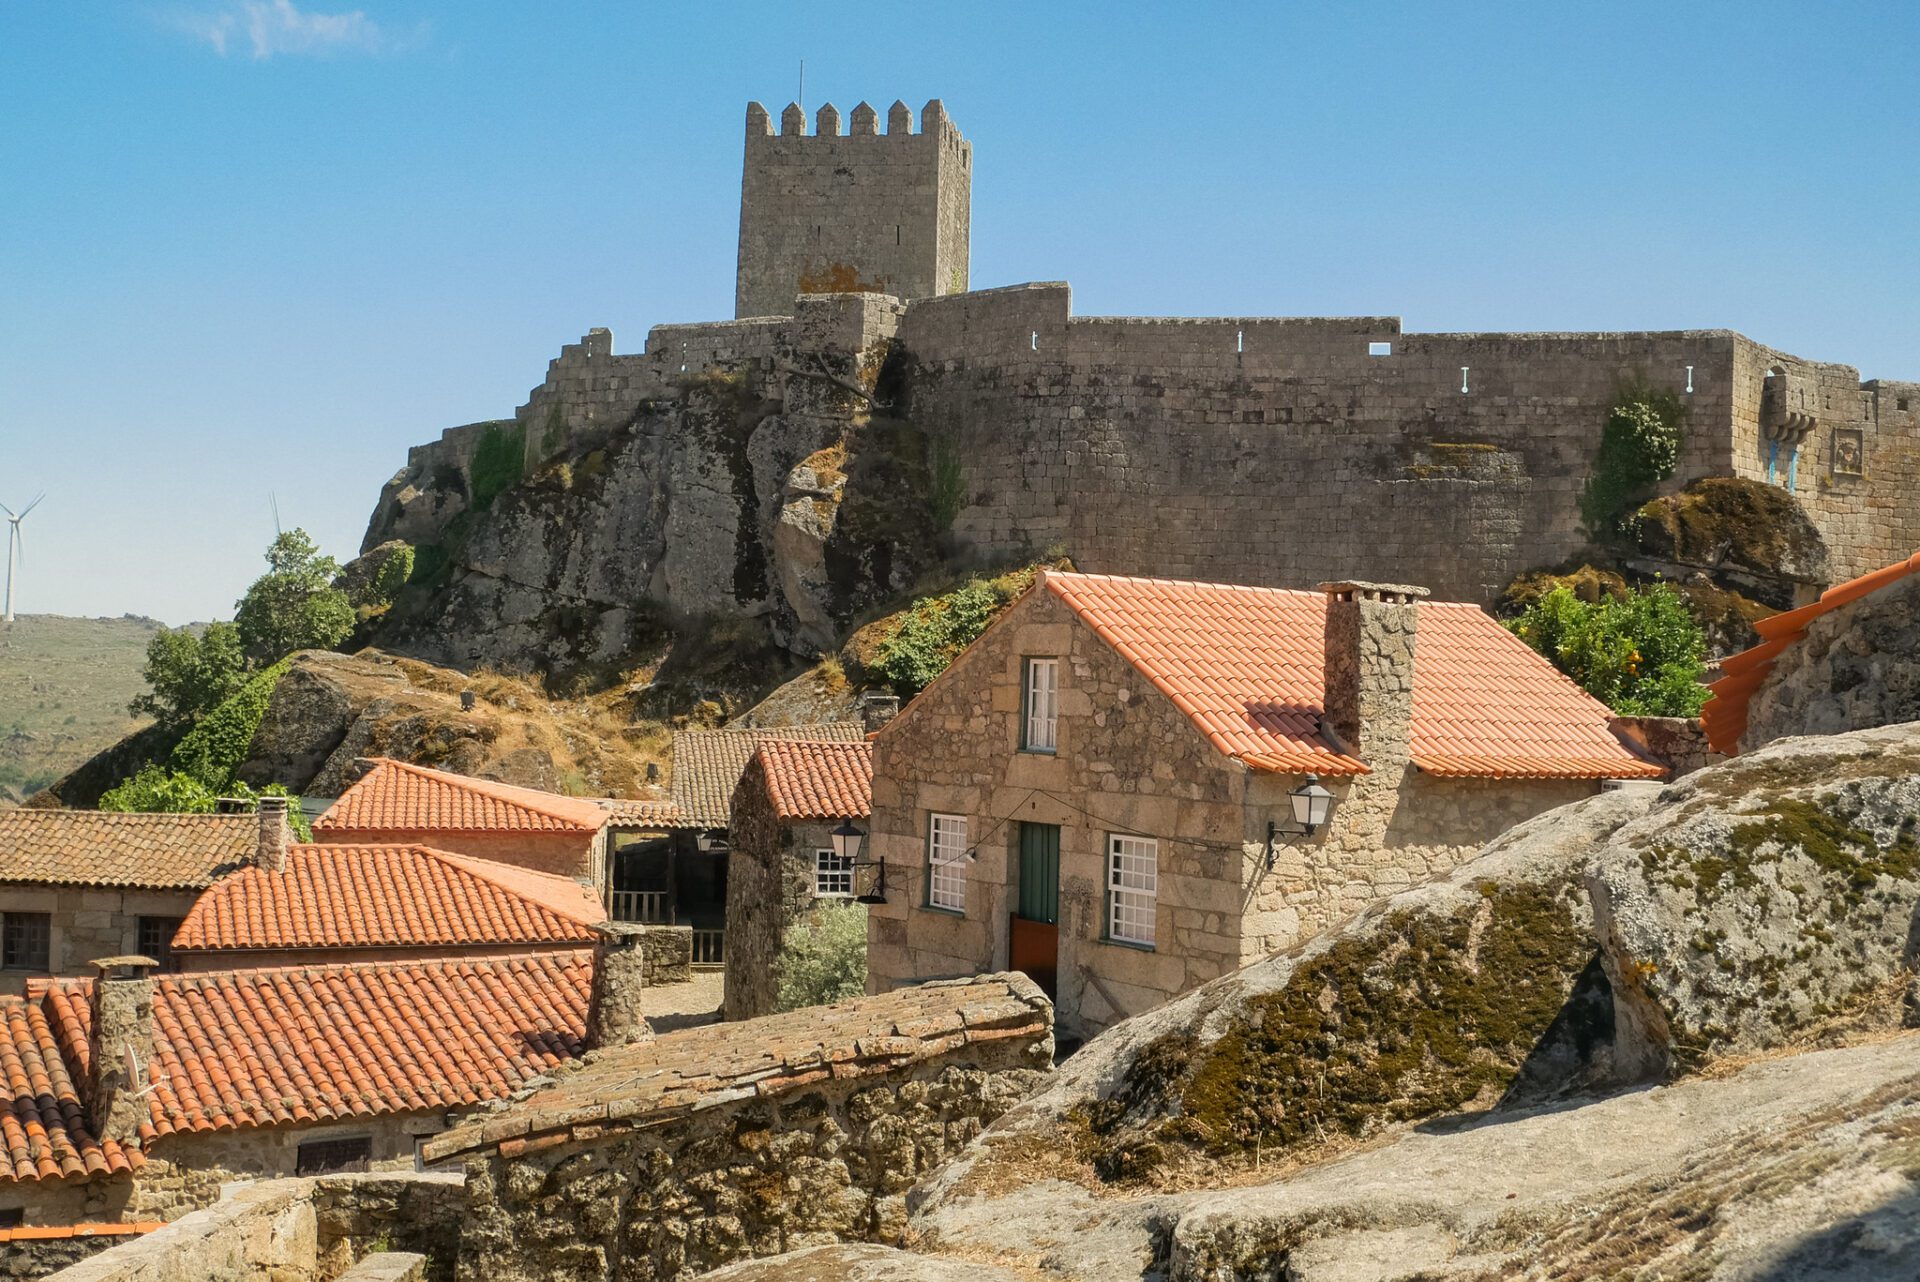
[697,1244,1031,1281]
[920,786,1660,1194]
[1589,721,1920,1078]
[1742,575,1920,750]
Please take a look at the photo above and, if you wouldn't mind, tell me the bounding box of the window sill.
[920,904,967,919]
[1099,935,1156,953]
[1018,746,1058,757]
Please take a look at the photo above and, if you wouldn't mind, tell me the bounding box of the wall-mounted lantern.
[829,821,890,906]
[1266,774,1336,867]
[695,830,730,853]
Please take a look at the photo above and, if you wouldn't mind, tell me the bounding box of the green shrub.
[101,767,312,838]
[873,569,1037,696]
[169,659,290,791]
[1507,583,1708,716]
[357,543,415,609]
[130,621,248,725]
[776,902,869,1011]
[469,422,527,511]
[1580,387,1689,540]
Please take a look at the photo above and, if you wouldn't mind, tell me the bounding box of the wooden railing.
[611,890,670,924]
[690,929,726,968]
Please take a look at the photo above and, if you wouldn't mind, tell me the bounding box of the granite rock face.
[1589,721,1920,1078]
[919,786,1660,1193]
[1742,575,1920,750]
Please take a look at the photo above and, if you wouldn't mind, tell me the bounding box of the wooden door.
[1011,822,1061,997]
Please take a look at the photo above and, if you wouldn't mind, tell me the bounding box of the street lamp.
[828,820,891,906]
[1266,774,1336,868]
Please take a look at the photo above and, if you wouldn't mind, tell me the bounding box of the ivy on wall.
[1580,385,1690,541]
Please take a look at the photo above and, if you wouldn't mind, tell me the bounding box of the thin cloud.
[175,1,424,59]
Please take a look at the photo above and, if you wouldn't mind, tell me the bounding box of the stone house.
[604,723,864,967]
[866,570,1664,1039]
[0,809,270,995]
[313,758,614,890]
[167,836,607,972]
[1703,548,1920,754]
[723,738,873,1021]
[0,936,632,1231]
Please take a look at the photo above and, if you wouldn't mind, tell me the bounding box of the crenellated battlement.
[745,98,962,140]
[736,98,970,318]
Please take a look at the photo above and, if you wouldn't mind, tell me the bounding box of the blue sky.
[2,1,1916,624]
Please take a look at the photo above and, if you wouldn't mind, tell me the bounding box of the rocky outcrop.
[1743,575,1920,749]
[226,649,664,798]
[1589,722,1920,1078]
[925,786,1660,1191]
[911,1033,1920,1281]
[697,1245,1031,1282]
[1628,476,1830,607]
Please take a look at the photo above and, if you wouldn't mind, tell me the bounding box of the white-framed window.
[1023,657,1059,752]
[1107,835,1158,947]
[814,848,854,898]
[927,813,969,912]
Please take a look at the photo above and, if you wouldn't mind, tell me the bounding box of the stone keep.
[735,99,970,318]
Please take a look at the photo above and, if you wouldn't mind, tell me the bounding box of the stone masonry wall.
[735,100,969,320]
[725,756,852,1021]
[0,887,202,995]
[36,1174,463,1282]
[426,974,1051,1282]
[867,585,1607,1038]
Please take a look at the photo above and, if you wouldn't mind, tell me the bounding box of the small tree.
[233,529,355,663]
[775,902,869,1011]
[1580,388,1689,540]
[1507,583,1709,716]
[130,621,247,725]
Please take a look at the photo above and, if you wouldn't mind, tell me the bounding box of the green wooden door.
[1017,822,1060,924]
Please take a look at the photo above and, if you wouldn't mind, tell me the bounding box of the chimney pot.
[859,692,901,734]
[1319,580,1428,765]
[88,956,158,1145]
[587,923,655,1049]
[257,796,293,873]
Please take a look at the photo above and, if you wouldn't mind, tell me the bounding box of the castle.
[369,100,1920,667]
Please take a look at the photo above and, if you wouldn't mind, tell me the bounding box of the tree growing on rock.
[233,529,355,664]
[1507,582,1708,716]
[130,620,247,725]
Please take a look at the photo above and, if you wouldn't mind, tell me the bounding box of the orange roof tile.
[0,991,140,1186]
[1702,550,1920,755]
[596,798,689,828]
[751,740,873,821]
[0,810,258,890]
[315,759,610,836]
[42,952,591,1140]
[171,844,604,954]
[671,724,866,827]
[1040,571,1664,781]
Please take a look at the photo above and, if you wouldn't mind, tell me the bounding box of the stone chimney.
[1319,581,1430,767]
[256,795,293,873]
[860,692,900,734]
[587,923,655,1049]
[88,956,157,1145]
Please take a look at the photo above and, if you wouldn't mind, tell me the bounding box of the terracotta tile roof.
[171,844,604,954]
[596,797,689,828]
[42,952,591,1140]
[0,991,140,1185]
[750,740,873,821]
[0,810,258,891]
[1038,571,1663,780]
[425,973,1050,1165]
[315,759,610,836]
[671,724,865,828]
[1702,550,1920,755]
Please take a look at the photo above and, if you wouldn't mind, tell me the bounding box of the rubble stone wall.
[724,758,843,1021]
[427,975,1051,1282]
[35,1174,463,1282]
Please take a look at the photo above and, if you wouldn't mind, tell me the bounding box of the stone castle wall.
[735,100,969,320]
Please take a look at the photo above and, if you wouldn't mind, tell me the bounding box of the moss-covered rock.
[920,789,1659,1192]
[1590,721,1920,1079]
[1629,477,1828,605]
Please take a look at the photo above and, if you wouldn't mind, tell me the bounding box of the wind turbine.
[2,494,44,625]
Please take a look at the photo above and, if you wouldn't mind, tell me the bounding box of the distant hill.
[0,614,161,804]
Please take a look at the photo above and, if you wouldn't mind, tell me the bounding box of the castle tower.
[735,98,971,319]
